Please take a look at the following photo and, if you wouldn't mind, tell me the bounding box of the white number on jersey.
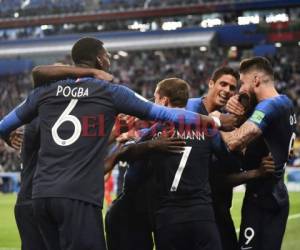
[51,99,81,146]
[170,146,192,192]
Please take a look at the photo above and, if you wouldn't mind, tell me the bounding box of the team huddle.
[0,37,296,250]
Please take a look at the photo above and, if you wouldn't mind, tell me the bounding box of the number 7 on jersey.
[170,146,192,192]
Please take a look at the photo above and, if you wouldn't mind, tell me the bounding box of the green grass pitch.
[0,192,299,250]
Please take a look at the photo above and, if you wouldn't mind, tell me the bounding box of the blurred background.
[0,0,299,249]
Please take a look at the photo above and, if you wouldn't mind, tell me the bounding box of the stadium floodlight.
[298,41,300,46]
[162,21,183,31]
[14,12,19,18]
[275,42,282,48]
[201,18,222,28]
[230,46,237,51]
[128,21,150,32]
[118,51,128,57]
[199,46,207,52]
[113,54,120,60]
[238,15,260,25]
[266,13,289,23]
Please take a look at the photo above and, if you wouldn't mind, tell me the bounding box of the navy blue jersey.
[242,136,289,207]
[186,96,241,209]
[0,78,205,207]
[149,121,231,227]
[17,118,40,204]
[248,95,296,178]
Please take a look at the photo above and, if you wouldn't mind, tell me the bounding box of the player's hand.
[92,69,113,81]
[258,155,275,177]
[226,95,246,116]
[8,129,23,150]
[116,131,140,143]
[148,137,186,154]
[213,112,238,132]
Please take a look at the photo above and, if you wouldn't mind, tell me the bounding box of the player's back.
[32,78,130,207]
[151,124,214,207]
[250,95,296,177]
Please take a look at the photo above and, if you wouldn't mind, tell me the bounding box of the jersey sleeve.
[109,84,205,126]
[248,99,277,134]
[0,89,40,140]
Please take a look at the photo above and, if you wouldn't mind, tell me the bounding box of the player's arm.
[32,65,113,87]
[108,83,237,131]
[0,89,40,143]
[104,138,185,174]
[220,99,277,151]
[220,121,262,151]
[225,155,275,186]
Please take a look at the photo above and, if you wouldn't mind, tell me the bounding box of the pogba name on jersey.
[56,85,89,98]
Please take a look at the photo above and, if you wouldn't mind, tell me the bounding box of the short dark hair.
[211,66,239,82]
[239,56,274,78]
[71,37,104,65]
[157,78,190,108]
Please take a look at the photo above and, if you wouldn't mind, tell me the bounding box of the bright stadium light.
[238,15,260,25]
[199,46,207,52]
[41,25,52,30]
[275,42,282,48]
[298,41,300,46]
[113,54,120,60]
[201,18,222,28]
[266,13,289,23]
[162,21,183,31]
[128,21,150,32]
[230,46,237,51]
[14,12,19,18]
[118,51,128,57]
[97,25,104,31]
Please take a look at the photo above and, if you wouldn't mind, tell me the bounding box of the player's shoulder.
[255,94,293,112]
[186,97,203,110]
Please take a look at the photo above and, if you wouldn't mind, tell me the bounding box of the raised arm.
[32,65,113,87]
[0,90,39,141]
[108,83,237,131]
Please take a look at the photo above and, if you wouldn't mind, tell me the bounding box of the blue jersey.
[186,97,204,113]
[186,96,242,209]
[248,95,296,178]
[17,118,40,205]
[0,78,205,207]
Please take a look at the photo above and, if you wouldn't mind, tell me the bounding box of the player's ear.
[253,75,260,88]
[208,80,215,89]
[96,56,103,68]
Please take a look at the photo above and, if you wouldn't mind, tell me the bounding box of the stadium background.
[0,0,299,249]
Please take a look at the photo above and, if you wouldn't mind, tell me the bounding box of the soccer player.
[185,66,277,250]
[13,118,47,250]
[104,79,190,250]
[220,56,296,250]
[186,66,242,250]
[0,37,232,250]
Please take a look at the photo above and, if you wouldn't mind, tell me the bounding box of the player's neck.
[202,95,217,113]
[256,84,279,102]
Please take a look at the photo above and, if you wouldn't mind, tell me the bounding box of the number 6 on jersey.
[170,146,192,192]
[52,99,82,146]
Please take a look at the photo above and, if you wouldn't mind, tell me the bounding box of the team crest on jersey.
[250,110,265,124]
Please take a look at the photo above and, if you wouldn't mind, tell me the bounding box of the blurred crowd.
[0,47,299,172]
[0,0,231,18]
